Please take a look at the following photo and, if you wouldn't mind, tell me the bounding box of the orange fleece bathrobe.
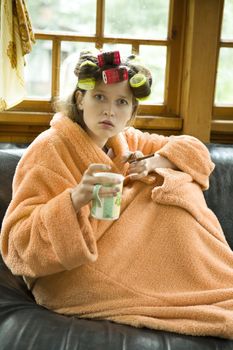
[1,113,233,339]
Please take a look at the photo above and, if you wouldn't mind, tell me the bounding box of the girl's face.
[77,80,135,148]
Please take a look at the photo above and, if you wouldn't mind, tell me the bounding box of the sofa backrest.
[204,144,233,249]
[0,144,233,249]
[0,149,25,226]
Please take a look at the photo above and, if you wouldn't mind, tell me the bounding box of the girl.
[1,50,233,339]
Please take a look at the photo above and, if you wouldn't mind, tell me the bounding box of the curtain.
[0,0,35,111]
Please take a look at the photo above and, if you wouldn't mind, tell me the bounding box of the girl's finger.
[129,173,140,180]
[129,163,147,174]
[86,164,111,175]
[121,151,134,163]
[99,186,120,197]
[129,170,148,179]
[134,151,144,158]
[122,151,144,163]
[80,184,93,194]
[130,160,146,169]
[89,175,122,185]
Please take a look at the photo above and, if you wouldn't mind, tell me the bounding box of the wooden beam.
[213,106,233,119]
[211,120,233,133]
[165,0,186,114]
[35,32,167,46]
[134,116,182,130]
[0,112,52,125]
[51,39,61,98]
[96,0,105,49]
[9,99,52,112]
[180,0,224,142]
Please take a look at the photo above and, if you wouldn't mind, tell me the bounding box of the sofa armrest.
[204,144,233,249]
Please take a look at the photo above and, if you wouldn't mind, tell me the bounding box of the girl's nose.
[103,110,114,117]
[103,103,115,117]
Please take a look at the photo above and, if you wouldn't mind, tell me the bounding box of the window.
[1,0,232,143]
[18,0,185,128]
[213,0,233,120]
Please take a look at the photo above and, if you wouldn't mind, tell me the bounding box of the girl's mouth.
[99,120,114,128]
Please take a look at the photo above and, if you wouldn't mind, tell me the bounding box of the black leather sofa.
[0,143,233,350]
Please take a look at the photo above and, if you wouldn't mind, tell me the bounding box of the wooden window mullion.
[51,39,61,99]
[96,0,105,49]
[165,0,186,116]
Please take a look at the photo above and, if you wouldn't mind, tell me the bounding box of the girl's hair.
[55,49,152,129]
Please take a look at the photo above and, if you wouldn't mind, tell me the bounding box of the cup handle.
[93,184,102,207]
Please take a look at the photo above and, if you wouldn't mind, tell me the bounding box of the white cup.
[91,172,124,220]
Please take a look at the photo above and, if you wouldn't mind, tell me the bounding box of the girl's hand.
[123,152,178,179]
[123,151,150,180]
[70,164,121,213]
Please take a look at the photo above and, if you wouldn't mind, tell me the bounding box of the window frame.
[1,0,233,144]
[213,40,233,119]
[211,0,233,140]
[0,0,185,140]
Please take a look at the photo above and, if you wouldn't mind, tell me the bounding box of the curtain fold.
[0,0,35,111]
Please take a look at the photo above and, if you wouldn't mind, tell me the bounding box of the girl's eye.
[118,98,128,105]
[94,94,104,101]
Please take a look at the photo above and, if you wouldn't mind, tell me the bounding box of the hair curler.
[102,67,128,84]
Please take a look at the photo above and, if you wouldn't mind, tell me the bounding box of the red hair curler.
[102,67,128,84]
[97,51,121,67]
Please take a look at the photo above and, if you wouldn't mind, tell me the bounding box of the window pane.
[139,46,167,103]
[60,42,95,96]
[215,48,233,105]
[103,44,132,57]
[105,0,169,39]
[27,0,96,35]
[221,0,233,40]
[25,40,52,98]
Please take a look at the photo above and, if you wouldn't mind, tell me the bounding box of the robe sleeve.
[124,128,215,190]
[1,163,98,279]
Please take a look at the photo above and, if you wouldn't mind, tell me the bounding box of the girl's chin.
[86,126,116,143]
[97,125,117,137]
